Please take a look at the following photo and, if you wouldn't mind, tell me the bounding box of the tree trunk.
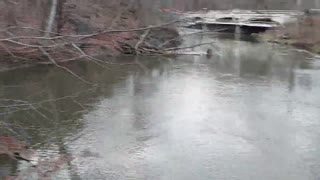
[296,0,302,9]
[4,0,18,27]
[45,0,58,37]
[56,0,66,33]
[315,0,320,8]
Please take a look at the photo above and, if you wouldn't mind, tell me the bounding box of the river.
[1,35,320,180]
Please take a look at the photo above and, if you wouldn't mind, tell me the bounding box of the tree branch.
[135,29,151,54]
[39,47,94,85]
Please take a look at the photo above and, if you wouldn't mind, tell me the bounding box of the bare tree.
[45,0,58,37]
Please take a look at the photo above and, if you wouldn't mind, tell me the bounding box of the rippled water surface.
[1,37,320,180]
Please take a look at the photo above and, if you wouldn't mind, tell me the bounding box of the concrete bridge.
[181,9,305,34]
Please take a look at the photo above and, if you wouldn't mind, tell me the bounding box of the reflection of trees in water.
[0,61,133,145]
[0,156,17,177]
[0,61,149,177]
[0,51,317,177]
[0,57,167,148]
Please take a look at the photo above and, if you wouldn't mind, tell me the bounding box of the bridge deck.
[182,10,303,29]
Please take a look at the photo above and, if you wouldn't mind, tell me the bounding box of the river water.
[1,35,320,180]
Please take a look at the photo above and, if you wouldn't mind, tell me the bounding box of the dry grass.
[264,16,320,53]
[285,16,320,44]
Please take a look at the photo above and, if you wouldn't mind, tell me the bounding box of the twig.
[1,87,96,109]
[134,29,151,54]
[70,43,106,67]
[164,42,218,51]
[0,42,15,56]
[134,56,148,71]
[0,42,36,62]
[158,28,227,48]
[1,18,186,40]
[38,47,93,85]
[1,39,71,48]
[108,5,125,30]
[0,19,185,49]
[79,18,187,39]
[2,35,72,41]
[1,26,63,36]
[7,0,18,5]
[70,43,135,66]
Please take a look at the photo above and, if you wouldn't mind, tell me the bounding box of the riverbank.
[258,16,320,54]
[0,0,181,70]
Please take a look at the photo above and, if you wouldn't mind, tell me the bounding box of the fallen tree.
[0,0,184,67]
[0,24,182,61]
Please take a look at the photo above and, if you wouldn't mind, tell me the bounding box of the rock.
[206,48,213,58]
[281,35,290,40]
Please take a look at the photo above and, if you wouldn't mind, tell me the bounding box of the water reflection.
[0,38,320,179]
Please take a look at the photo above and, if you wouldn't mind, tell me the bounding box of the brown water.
[1,37,320,180]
